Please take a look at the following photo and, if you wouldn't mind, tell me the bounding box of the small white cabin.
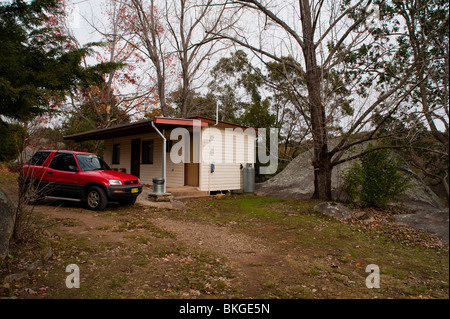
[64,116,256,193]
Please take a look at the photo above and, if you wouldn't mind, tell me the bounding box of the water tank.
[152,177,165,194]
[243,163,255,193]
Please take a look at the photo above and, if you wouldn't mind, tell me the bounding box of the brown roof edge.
[64,116,255,142]
[153,117,208,127]
[185,116,254,130]
[63,119,155,142]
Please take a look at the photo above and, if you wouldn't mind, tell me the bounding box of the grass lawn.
[1,184,448,299]
[169,195,449,298]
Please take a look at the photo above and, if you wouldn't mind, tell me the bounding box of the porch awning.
[63,117,208,142]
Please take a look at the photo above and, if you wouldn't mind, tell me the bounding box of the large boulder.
[0,188,15,259]
[395,210,449,244]
[256,142,444,211]
[313,202,353,220]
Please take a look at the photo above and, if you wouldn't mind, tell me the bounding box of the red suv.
[21,150,143,210]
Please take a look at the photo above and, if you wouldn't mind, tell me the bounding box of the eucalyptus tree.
[371,0,449,198]
[213,0,447,200]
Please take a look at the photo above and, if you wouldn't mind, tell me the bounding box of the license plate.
[131,188,139,193]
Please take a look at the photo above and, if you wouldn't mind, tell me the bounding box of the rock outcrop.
[256,143,444,211]
[0,188,15,259]
[313,202,353,220]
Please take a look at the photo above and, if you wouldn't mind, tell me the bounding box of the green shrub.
[343,149,410,209]
[0,121,27,162]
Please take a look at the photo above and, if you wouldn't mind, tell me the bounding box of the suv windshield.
[76,154,111,171]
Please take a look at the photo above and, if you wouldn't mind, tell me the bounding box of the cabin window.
[142,140,154,164]
[112,144,120,164]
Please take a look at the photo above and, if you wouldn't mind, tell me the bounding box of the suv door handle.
[47,171,53,174]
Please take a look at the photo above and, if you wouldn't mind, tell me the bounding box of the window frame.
[141,140,154,164]
[112,143,120,165]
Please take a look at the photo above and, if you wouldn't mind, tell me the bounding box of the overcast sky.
[67,0,103,45]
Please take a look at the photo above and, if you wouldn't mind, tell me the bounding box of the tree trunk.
[313,152,333,200]
[442,172,449,202]
[181,59,190,117]
[131,0,169,117]
[299,0,332,200]
[155,62,169,116]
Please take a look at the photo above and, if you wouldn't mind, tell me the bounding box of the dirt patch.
[152,217,291,296]
[152,218,269,258]
[35,204,133,244]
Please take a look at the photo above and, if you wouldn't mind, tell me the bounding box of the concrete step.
[147,186,213,202]
[170,190,209,197]
[167,186,208,198]
[176,194,213,202]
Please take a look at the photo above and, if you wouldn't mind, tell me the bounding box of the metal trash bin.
[243,163,255,193]
[152,177,165,194]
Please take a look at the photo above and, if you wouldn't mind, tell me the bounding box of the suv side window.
[49,153,78,172]
[29,151,51,166]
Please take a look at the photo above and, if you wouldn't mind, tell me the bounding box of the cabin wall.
[104,132,184,187]
[103,126,255,191]
[198,126,255,192]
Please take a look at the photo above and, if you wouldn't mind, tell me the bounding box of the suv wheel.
[86,186,108,211]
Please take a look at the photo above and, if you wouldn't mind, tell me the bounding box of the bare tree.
[93,0,157,122]
[80,0,174,118]
[212,0,447,200]
[124,0,172,116]
[384,0,449,199]
[164,0,240,117]
[61,0,155,137]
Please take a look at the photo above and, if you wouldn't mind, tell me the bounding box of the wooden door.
[184,134,199,186]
